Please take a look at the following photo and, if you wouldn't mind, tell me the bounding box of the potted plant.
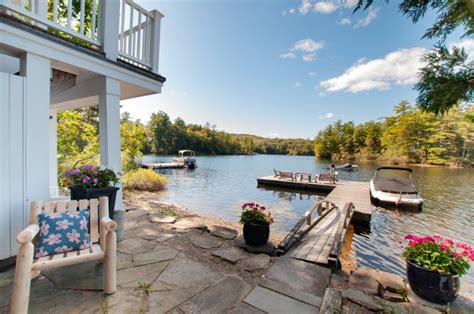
[402,234,474,304]
[240,202,274,246]
[64,165,120,219]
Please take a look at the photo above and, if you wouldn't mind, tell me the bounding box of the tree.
[355,0,474,114]
[121,112,147,172]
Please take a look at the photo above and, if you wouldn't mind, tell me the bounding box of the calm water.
[142,154,474,283]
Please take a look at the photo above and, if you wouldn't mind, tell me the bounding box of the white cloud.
[319,47,427,93]
[282,8,296,16]
[299,0,312,14]
[320,112,334,119]
[268,133,279,138]
[280,52,296,59]
[292,39,325,53]
[308,72,317,76]
[294,82,302,87]
[281,39,324,62]
[341,0,358,8]
[290,0,359,16]
[313,2,338,14]
[303,53,317,62]
[338,17,352,25]
[450,38,474,62]
[354,7,379,28]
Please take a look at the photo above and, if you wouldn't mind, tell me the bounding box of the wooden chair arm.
[100,217,117,232]
[16,224,40,244]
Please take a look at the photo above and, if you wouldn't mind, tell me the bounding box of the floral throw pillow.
[35,209,90,258]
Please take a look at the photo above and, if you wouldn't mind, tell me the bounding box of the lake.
[142,154,474,283]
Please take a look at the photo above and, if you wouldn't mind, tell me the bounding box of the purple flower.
[82,177,90,184]
[93,178,98,184]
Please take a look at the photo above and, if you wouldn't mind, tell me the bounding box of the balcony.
[0,0,163,74]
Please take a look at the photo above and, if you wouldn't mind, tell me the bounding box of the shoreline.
[123,191,357,272]
[123,191,284,243]
[143,153,472,169]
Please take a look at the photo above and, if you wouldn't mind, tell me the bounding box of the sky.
[121,0,473,139]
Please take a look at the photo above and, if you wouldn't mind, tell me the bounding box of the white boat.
[173,150,197,169]
[370,167,423,210]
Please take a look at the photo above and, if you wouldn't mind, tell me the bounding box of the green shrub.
[123,169,167,192]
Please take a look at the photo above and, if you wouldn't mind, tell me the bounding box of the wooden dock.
[141,162,186,169]
[257,176,372,224]
[288,202,354,267]
[260,175,373,267]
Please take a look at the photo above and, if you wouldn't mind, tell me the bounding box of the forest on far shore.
[57,101,473,180]
[314,102,473,166]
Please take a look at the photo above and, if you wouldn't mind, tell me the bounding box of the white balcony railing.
[0,0,162,73]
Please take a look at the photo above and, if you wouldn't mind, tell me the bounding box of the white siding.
[0,73,26,259]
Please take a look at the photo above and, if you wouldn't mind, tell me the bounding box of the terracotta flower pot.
[243,222,269,246]
[406,260,460,304]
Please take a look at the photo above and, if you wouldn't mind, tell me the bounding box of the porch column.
[20,53,50,215]
[150,10,164,74]
[49,109,58,197]
[98,77,123,212]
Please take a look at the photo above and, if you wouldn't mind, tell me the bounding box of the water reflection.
[142,154,474,284]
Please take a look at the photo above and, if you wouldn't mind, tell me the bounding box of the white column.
[99,0,121,61]
[150,10,164,74]
[98,77,123,211]
[20,53,51,216]
[49,109,58,197]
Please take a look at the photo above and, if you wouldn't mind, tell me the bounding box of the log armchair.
[10,197,117,314]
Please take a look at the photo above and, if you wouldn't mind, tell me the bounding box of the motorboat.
[327,163,359,171]
[173,150,197,169]
[370,167,423,210]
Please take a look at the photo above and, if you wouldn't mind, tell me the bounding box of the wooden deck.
[257,176,372,224]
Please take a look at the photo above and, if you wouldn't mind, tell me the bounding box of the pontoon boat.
[173,150,197,169]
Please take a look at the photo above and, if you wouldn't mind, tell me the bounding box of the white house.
[0,0,165,261]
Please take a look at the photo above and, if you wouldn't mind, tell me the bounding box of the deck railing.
[0,0,162,73]
[119,0,156,70]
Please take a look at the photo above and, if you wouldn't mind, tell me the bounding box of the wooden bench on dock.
[275,170,296,181]
[278,199,354,268]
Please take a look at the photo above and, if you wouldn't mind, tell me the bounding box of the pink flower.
[54,245,72,253]
[56,219,73,230]
[67,229,81,244]
[440,243,451,251]
[445,239,454,245]
[39,221,50,235]
[43,234,62,245]
[80,217,88,230]
[432,235,442,241]
[67,212,80,219]
[79,241,90,250]
[405,234,414,240]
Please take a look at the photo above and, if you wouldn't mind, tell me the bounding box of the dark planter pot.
[406,260,460,304]
[243,222,270,246]
[70,186,119,219]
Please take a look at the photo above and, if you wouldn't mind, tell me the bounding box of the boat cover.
[373,178,418,194]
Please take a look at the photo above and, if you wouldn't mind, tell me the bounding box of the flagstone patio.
[0,206,280,313]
